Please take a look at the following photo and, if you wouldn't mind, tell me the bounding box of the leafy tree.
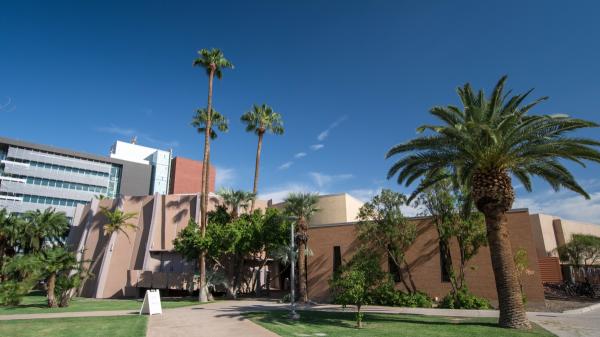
[356,189,417,293]
[330,250,386,328]
[78,207,137,295]
[217,188,255,218]
[513,247,533,304]
[284,193,320,303]
[193,48,234,302]
[415,181,487,293]
[240,104,284,210]
[173,207,288,299]
[557,234,600,283]
[386,76,600,329]
[40,247,78,308]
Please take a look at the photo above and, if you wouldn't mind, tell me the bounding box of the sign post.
[139,289,162,315]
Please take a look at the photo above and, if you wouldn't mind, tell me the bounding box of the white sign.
[139,289,162,315]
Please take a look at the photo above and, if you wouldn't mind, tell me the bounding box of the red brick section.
[538,257,563,284]
[169,157,215,194]
[307,209,546,310]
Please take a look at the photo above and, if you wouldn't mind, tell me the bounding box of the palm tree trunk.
[298,218,308,303]
[198,68,215,303]
[47,272,57,308]
[250,131,264,211]
[484,209,531,329]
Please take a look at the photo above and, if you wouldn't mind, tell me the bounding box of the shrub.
[440,286,491,309]
[369,278,432,308]
[0,281,28,306]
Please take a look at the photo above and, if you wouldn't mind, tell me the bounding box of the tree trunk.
[356,304,363,328]
[250,131,264,211]
[483,210,530,329]
[298,241,308,302]
[47,272,58,308]
[198,67,215,303]
[473,169,530,329]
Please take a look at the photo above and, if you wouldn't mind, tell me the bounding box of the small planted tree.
[557,234,600,284]
[40,247,78,308]
[330,250,386,328]
[357,189,417,293]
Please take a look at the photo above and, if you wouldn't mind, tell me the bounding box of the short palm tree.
[386,76,600,329]
[217,188,256,218]
[193,48,233,302]
[284,192,320,303]
[21,208,69,254]
[41,247,78,308]
[241,104,284,210]
[78,207,137,295]
[0,208,22,280]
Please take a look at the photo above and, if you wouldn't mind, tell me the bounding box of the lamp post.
[288,216,300,320]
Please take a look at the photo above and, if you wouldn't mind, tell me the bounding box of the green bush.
[368,278,432,308]
[440,287,491,309]
[0,281,28,306]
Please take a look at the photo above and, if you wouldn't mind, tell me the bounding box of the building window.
[333,246,342,274]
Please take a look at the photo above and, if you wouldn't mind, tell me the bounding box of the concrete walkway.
[147,300,282,337]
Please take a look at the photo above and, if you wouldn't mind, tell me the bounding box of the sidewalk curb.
[562,302,600,314]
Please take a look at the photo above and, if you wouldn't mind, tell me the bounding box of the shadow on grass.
[245,310,502,331]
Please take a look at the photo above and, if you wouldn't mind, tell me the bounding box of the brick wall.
[169,157,215,194]
[307,209,546,309]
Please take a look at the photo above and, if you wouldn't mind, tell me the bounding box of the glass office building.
[0,140,123,219]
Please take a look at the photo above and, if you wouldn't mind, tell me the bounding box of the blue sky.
[1,1,600,221]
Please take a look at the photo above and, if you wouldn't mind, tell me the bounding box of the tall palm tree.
[241,104,284,210]
[192,107,229,201]
[284,192,320,303]
[193,48,233,302]
[78,207,137,295]
[217,188,256,218]
[386,76,600,329]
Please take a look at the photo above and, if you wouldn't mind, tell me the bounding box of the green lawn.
[0,316,147,337]
[0,291,202,315]
[246,310,556,337]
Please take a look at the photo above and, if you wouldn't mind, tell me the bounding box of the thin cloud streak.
[310,144,324,151]
[278,161,293,170]
[97,124,180,148]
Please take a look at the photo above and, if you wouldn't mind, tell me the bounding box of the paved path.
[147,300,282,337]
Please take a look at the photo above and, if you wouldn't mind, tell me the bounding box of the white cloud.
[310,144,325,151]
[278,161,293,170]
[317,130,329,142]
[259,183,316,203]
[316,115,347,141]
[215,167,236,188]
[348,188,381,202]
[514,180,600,223]
[294,152,307,159]
[309,172,353,188]
[97,124,179,148]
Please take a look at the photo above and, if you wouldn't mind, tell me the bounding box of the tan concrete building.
[70,192,600,310]
[530,213,600,258]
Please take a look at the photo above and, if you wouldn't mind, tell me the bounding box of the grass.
[0,315,147,337]
[246,310,556,337]
[0,291,202,315]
